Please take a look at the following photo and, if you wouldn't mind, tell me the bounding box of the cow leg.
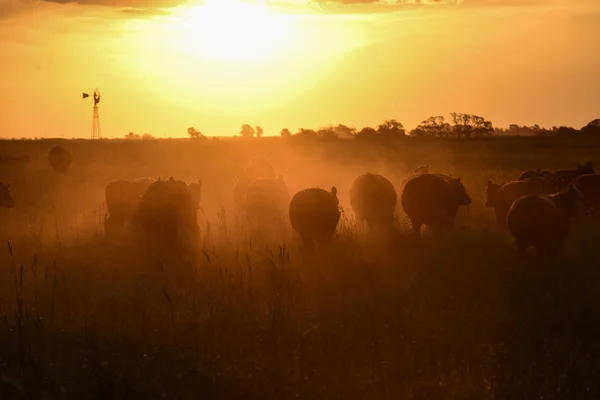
[515,242,527,258]
[411,219,422,237]
[300,233,314,252]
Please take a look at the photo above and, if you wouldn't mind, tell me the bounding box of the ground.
[1,136,600,399]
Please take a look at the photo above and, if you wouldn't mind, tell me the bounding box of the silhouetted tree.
[410,116,451,137]
[125,132,140,139]
[187,127,204,139]
[581,119,600,135]
[141,133,155,140]
[355,127,378,139]
[280,128,291,138]
[240,124,255,138]
[449,113,494,137]
[255,126,264,138]
[334,124,357,137]
[316,127,338,139]
[556,126,579,137]
[295,128,317,138]
[377,119,405,138]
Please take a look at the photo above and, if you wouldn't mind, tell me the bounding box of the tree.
[411,116,451,137]
[316,126,338,139]
[141,133,155,140]
[581,119,600,135]
[125,132,140,139]
[334,124,357,137]
[240,124,255,138]
[355,126,378,139]
[377,119,405,138]
[449,113,494,137]
[187,127,204,139]
[280,128,291,138]
[255,126,264,138]
[295,128,317,138]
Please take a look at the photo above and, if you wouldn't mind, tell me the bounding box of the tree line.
[121,115,599,140]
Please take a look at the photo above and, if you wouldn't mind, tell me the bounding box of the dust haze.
[2,136,600,398]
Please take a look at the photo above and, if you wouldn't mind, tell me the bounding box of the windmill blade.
[82,93,89,99]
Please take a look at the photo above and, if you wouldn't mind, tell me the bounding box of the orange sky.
[0,0,599,138]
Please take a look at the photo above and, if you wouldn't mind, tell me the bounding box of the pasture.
[1,137,600,399]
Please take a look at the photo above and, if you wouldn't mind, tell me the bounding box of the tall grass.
[1,137,600,399]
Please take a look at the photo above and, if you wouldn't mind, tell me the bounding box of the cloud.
[0,0,41,18]
[119,7,168,17]
[37,0,458,8]
[43,0,181,6]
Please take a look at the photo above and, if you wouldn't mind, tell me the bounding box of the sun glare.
[173,0,290,61]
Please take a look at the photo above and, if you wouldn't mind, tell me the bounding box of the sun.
[174,0,290,62]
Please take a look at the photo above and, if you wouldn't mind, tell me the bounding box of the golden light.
[173,0,290,62]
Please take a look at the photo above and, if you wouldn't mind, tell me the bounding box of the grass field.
[1,137,600,399]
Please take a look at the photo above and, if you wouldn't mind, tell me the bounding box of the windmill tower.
[82,89,102,139]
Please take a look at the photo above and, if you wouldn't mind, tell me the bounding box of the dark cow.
[289,187,340,250]
[48,145,72,174]
[0,155,30,167]
[401,173,472,237]
[349,173,397,231]
[245,176,290,231]
[572,173,600,214]
[188,179,203,209]
[244,157,276,180]
[517,169,564,191]
[0,182,15,208]
[130,177,199,242]
[554,162,595,185]
[104,177,155,237]
[507,184,592,257]
[485,178,554,228]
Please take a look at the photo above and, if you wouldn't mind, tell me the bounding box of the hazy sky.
[1,0,598,138]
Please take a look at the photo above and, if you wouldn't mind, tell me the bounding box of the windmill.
[82,88,102,139]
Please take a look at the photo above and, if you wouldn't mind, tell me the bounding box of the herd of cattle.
[1,145,599,257]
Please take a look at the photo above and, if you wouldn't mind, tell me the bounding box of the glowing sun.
[175,0,290,61]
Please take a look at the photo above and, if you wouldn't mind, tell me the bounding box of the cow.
[289,187,340,250]
[349,173,397,232]
[130,177,199,242]
[401,173,471,238]
[517,169,564,191]
[0,155,30,167]
[0,182,15,208]
[572,173,600,214]
[104,177,156,238]
[507,184,592,257]
[244,157,276,180]
[554,162,595,186]
[485,178,555,228]
[414,164,431,175]
[188,179,203,209]
[245,176,290,233]
[48,145,72,174]
[233,159,277,213]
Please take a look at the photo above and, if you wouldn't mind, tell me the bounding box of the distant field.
[1,137,600,399]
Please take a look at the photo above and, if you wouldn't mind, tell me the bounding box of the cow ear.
[331,186,338,197]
